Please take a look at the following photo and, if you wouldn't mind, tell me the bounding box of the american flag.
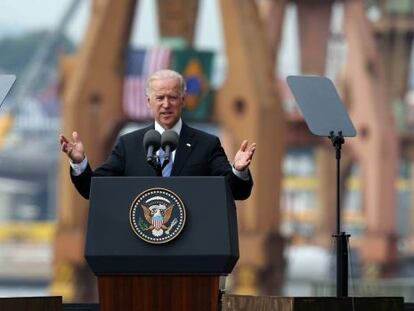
[123,47,171,120]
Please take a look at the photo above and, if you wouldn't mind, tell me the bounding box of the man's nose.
[161,98,171,107]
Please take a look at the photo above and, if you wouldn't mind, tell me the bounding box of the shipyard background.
[1,0,414,302]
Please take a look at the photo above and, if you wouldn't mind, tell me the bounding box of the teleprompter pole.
[329,130,350,297]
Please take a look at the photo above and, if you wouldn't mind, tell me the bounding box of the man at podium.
[59,69,255,200]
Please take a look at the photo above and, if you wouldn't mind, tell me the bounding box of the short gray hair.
[146,69,187,97]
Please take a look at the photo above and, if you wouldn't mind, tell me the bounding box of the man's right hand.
[59,131,86,164]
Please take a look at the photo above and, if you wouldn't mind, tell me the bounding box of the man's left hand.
[233,140,256,171]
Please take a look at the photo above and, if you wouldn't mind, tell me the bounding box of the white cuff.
[232,166,249,181]
[70,156,88,176]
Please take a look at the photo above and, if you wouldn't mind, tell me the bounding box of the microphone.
[143,130,161,164]
[161,130,179,165]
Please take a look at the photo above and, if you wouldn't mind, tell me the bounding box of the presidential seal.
[129,188,186,244]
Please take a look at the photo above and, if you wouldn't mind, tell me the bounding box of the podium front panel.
[85,176,239,275]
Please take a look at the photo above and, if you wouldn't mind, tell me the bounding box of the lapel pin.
[186,143,191,147]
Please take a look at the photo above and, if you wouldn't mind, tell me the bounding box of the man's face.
[147,77,185,129]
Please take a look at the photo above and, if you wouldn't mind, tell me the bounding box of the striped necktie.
[159,148,173,177]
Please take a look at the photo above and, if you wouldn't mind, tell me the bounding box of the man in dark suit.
[60,69,256,200]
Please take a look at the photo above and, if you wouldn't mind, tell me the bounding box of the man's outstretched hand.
[59,131,86,164]
[232,140,256,171]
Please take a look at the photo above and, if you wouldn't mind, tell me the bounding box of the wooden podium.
[222,295,404,311]
[85,177,239,311]
[98,275,219,311]
[0,297,61,311]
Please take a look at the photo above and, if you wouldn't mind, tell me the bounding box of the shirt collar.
[154,118,182,136]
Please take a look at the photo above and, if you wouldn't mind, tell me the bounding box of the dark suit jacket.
[71,122,253,200]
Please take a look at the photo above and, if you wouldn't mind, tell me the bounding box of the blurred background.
[1,0,414,303]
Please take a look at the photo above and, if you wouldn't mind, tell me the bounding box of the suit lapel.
[171,123,196,176]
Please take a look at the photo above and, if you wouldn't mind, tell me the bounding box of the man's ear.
[146,96,151,109]
[181,95,186,107]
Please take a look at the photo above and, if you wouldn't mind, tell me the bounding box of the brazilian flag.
[170,49,214,121]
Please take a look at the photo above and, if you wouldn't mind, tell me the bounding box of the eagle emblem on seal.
[141,203,178,237]
[130,188,186,244]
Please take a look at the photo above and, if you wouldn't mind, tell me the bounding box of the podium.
[85,176,239,311]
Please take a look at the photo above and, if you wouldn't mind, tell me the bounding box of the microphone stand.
[147,143,174,177]
[155,161,162,177]
[147,154,162,176]
[151,154,171,177]
[329,130,350,297]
